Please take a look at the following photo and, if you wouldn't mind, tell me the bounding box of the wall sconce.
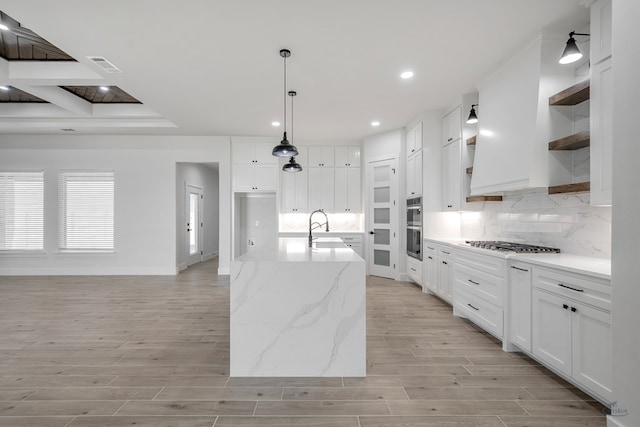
[466,104,478,124]
[559,31,590,65]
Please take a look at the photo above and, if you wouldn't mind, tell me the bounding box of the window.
[0,171,44,251]
[59,171,114,251]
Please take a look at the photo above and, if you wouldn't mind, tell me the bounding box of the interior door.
[367,158,398,279]
[186,185,203,266]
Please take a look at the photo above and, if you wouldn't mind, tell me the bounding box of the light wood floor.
[0,259,606,426]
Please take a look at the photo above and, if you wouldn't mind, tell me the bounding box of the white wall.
[610,0,640,424]
[0,135,231,275]
[176,162,219,269]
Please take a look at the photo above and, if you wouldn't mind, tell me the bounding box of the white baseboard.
[0,267,178,276]
[399,273,409,282]
[177,262,188,272]
[218,266,230,275]
[203,251,218,261]
[607,416,628,427]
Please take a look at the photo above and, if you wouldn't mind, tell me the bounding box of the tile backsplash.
[461,189,611,258]
[279,213,364,233]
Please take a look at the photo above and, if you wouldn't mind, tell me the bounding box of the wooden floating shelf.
[466,135,477,145]
[466,167,473,174]
[549,79,590,106]
[548,131,590,151]
[548,182,590,195]
[466,195,503,202]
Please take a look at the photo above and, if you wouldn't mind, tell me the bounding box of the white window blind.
[0,171,44,251]
[59,171,114,251]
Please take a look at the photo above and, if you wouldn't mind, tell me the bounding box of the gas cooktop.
[465,240,561,253]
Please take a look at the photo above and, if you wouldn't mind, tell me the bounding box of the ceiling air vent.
[86,56,122,73]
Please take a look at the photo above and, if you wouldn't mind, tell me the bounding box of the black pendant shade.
[466,104,478,124]
[272,49,299,158]
[282,156,302,172]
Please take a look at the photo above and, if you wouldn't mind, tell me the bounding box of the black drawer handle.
[467,303,479,311]
[428,256,433,260]
[563,304,569,310]
[511,266,529,272]
[571,306,577,313]
[442,261,448,265]
[558,283,584,293]
[468,279,480,285]
[410,267,417,272]
[442,251,450,255]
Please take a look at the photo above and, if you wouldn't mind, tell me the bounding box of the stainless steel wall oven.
[407,197,422,260]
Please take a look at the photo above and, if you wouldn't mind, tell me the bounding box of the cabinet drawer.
[533,267,611,311]
[455,248,506,277]
[439,246,454,259]
[338,235,363,244]
[454,263,504,306]
[407,256,423,284]
[454,287,503,338]
[424,242,438,256]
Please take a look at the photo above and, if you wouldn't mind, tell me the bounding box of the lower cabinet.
[436,248,454,304]
[339,234,363,258]
[406,255,422,286]
[531,268,613,403]
[423,241,453,304]
[424,243,438,294]
[509,262,532,352]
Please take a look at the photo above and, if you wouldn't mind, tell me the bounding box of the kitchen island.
[230,237,366,377]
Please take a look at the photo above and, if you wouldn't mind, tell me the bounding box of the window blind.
[59,171,114,251]
[0,172,44,251]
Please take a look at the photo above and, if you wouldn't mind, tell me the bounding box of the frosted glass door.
[367,158,397,279]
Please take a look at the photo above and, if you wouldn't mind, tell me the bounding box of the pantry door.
[186,185,203,266]
[367,158,398,279]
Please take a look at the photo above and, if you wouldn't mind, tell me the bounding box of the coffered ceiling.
[0,1,590,142]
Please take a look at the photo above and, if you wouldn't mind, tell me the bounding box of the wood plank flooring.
[0,259,607,426]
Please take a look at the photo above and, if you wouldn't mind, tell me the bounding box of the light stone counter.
[230,238,366,377]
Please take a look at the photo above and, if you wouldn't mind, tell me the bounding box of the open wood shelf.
[548,131,590,151]
[548,182,590,195]
[466,195,503,202]
[549,79,590,106]
[466,135,476,145]
[466,167,473,174]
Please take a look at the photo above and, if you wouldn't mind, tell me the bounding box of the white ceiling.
[0,0,589,142]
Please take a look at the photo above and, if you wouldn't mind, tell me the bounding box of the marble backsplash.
[461,189,611,258]
[279,212,364,233]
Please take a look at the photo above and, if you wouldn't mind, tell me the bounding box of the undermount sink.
[312,237,346,248]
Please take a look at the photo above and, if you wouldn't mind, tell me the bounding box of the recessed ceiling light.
[400,71,414,79]
[371,121,381,127]
[99,86,109,92]
[271,121,281,127]
[0,86,9,91]
[0,24,9,31]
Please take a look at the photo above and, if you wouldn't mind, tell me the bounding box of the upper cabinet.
[334,146,361,167]
[442,106,461,146]
[407,121,423,155]
[470,35,576,195]
[590,0,613,206]
[232,140,277,192]
[307,146,334,167]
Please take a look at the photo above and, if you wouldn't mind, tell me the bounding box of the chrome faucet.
[308,209,330,247]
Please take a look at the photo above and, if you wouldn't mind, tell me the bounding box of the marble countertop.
[424,237,611,279]
[235,238,364,263]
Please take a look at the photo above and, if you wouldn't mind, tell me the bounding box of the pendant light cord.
[291,92,294,144]
[283,54,287,134]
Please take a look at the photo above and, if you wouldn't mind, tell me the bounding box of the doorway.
[367,158,399,279]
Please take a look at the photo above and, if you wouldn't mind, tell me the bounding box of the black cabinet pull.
[563,304,569,310]
[468,279,480,285]
[558,283,584,293]
[511,266,529,272]
[571,307,577,313]
[427,256,433,260]
[442,250,450,255]
[467,303,479,311]
[442,261,448,265]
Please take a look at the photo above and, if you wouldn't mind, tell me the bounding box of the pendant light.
[272,49,299,157]
[559,31,590,65]
[466,104,478,124]
[283,91,302,172]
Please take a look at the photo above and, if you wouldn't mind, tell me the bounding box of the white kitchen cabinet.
[406,255,422,286]
[307,146,334,167]
[442,106,461,146]
[509,262,532,352]
[424,243,438,295]
[407,121,423,155]
[532,288,573,376]
[442,140,462,211]
[339,235,363,258]
[334,146,360,167]
[232,141,277,192]
[590,57,613,206]
[436,247,454,304]
[531,266,613,402]
[281,168,308,212]
[571,301,612,401]
[308,167,335,212]
[334,167,361,213]
[406,150,422,198]
[590,0,612,66]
